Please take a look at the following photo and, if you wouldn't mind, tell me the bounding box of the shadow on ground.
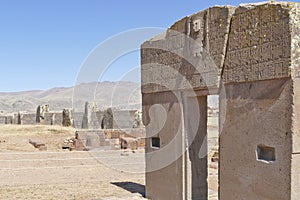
[111,182,145,197]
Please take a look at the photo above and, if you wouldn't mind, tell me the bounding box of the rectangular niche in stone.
[257,145,276,162]
[151,137,160,149]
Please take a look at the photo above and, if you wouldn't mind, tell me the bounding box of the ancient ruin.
[0,102,146,153]
[142,2,300,200]
[0,103,143,130]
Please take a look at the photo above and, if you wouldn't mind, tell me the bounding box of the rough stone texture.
[141,6,233,200]
[142,2,300,200]
[82,102,92,129]
[36,105,50,124]
[219,78,292,200]
[13,113,19,124]
[102,108,114,129]
[36,105,41,123]
[43,113,55,125]
[0,116,6,124]
[6,115,14,124]
[222,3,291,83]
[219,3,300,200]
[62,109,73,127]
[74,129,145,150]
[89,111,103,129]
[29,139,47,151]
[73,111,84,129]
[75,130,107,150]
[16,113,21,125]
[75,108,103,130]
[101,109,139,129]
[290,5,300,199]
[141,6,235,94]
[113,110,136,129]
[291,154,300,199]
[20,113,36,125]
[143,91,185,200]
[81,102,100,129]
[52,112,63,126]
[133,110,144,128]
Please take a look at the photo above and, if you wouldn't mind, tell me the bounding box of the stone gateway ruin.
[141,2,300,200]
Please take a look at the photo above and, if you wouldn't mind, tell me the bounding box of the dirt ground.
[0,118,218,200]
[0,125,146,200]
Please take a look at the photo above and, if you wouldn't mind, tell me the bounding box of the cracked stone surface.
[141,1,300,200]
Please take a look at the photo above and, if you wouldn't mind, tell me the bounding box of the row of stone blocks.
[0,112,63,126]
[0,108,141,130]
[75,128,146,150]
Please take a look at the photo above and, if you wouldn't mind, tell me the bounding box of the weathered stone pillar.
[62,109,73,127]
[143,91,185,200]
[36,105,41,123]
[82,102,91,129]
[219,3,300,200]
[101,108,114,129]
[17,112,22,125]
[141,5,233,199]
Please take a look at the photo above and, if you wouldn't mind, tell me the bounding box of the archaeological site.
[0,102,145,151]
[141,1,300,200]
[2,1,300,200]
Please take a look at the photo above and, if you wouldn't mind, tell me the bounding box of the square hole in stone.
[257,145,275,162]
[151,137,160,149]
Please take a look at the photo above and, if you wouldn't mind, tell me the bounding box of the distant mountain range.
[0,81,141,113]
[0,81,218,113]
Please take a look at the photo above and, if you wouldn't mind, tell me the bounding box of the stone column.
[141,5,233,200]
[62,109,73,127]
[36,105,41,123]
[219,3,300,200]
[82,102,91,129]
[143,91,185,200]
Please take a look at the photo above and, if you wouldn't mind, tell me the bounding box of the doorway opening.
[207,95,219,199]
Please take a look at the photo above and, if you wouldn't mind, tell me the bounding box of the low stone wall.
[73,112,84,129]
[0,116,6,124]
[20,113,36,125]
[113,110,137,129]
[52,112,63,126]
[43,113,55,125]
[75,128,146,150]
[0,106,142,131]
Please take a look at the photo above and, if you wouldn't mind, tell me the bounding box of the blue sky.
[0,0,290,92]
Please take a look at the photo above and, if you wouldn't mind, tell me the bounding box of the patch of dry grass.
[0,125,75,136]
[0,125,76,152]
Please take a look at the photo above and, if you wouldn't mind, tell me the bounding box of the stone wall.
[89,111,103,129]
[113,110,136,129]
[76,128,146,150]
[20,113,36,125]
[43,113,55,125]
[0,108,139,131]
[0,116,6,124]
[73,111,84,129]
[219,4,294,200]
[52,112,63,126]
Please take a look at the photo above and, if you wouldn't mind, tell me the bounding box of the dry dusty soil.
[0,120,218,200]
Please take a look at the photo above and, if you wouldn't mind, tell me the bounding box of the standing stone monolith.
[62,109,73,127]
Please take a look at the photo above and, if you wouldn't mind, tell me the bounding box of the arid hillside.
[0,81,141,113]
[0,81,219,114]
